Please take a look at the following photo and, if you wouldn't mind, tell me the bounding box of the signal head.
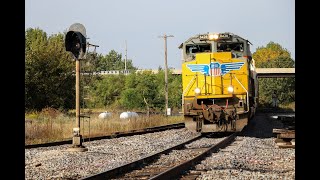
[65,23,87,60]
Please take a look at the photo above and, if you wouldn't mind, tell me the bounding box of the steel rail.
[25,123,185,149]
[79,134,203,180]
[149,132,238,180]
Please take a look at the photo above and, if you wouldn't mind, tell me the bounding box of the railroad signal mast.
[65,23,98,152]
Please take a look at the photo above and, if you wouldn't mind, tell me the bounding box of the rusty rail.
[25,123,185,149]
[79,134,203,180]
[80,132,237,180]
[150,132,237,180]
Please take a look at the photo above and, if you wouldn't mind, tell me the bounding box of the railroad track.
[80,132,238,180]
[25,123,185,149]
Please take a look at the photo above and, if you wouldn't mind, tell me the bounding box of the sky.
[25,0,294,70]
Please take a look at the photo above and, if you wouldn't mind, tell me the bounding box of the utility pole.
[125,40,127,71]
[158,34,174,116]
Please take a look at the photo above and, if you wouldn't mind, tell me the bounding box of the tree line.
[25,28,181,112]
[252,42,295,107]
[25,28,294,112]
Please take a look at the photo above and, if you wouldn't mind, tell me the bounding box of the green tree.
[25,28,75,111]
[88,75,126,108]
[119,72,159,110]
[95,50,136,71]
[119,88,143,109]
[253,42,295,107]
[155,68,182,110]
[139,72,163,110]
[168,72,182,109]
[152,69,166,110]
[253,41,291,67]
[87,69,182,112]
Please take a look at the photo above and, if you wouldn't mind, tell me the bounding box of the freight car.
[179,32,258,132]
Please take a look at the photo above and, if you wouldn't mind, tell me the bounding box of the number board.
[219,33,231,39]
[199,33,231,40]
[199,34,208,40]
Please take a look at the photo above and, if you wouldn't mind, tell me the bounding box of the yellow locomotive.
[179,32,258,132]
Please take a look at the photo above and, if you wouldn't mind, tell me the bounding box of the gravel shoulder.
[193,113,295,179]
[25,113,295,180]
[25,128,199,179]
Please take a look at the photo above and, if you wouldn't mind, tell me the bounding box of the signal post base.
[67,135,88,152]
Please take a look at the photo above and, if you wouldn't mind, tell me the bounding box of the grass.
[25,108,184,145]
[257,102,295,113]
[279,102,295,111]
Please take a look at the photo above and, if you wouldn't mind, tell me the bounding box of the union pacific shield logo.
[211,62,221,76]
[187,62,245,76]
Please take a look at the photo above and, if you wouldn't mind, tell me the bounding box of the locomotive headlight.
[227,85,234,93]
[208,33,219,40]
[194,87,201,95]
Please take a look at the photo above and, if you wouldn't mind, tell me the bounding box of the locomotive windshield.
[186,43,211,54]
[217,42,243,52]
[180,32,251,62]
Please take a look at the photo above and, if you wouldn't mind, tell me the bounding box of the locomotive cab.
[180,32,258,133]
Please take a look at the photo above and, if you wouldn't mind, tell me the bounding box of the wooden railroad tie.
[272,128,295,148]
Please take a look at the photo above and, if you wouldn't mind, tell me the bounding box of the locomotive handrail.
[232,74,249,113]
[182,75,196,96]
